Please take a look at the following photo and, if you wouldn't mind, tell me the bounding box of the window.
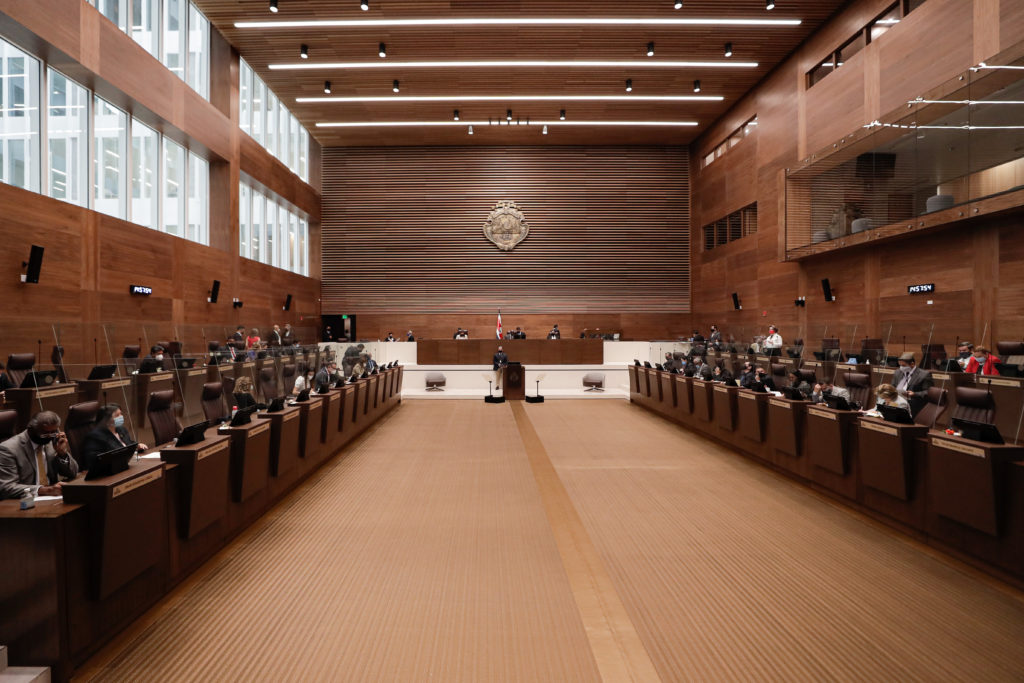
[187,151,207,243]
[239,61,252,136]
[95,0,128,31]
[701,116,757,169]
[289,114,299,171]
[251,189,263,262]
[239,182,250,257]
[94,96,127,218]
[239,178,309,275]
[870,5,902,41]
[162,0,187,82]
[186,3,209,99]
[131,118,159,229]
[251,76,264,146]
[287,210,298,272]
[702,203,758,251]
[299,219,308,276]
[131,0,159,56]
[47,69,88,206]
[299,128,309,182]
[0,39,41,192]
[266,90,277,159]
[240,58,312,182]
[162,137,185,235]
[265,199,276,266]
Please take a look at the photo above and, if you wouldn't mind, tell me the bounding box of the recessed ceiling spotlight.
[392,79,400,92]
[693,79,701,92]
[378,42,386,58]
[453,109,460,120]
[625,78,633,92]
[360,0,369,10]
[674,1,683,8]
[468,125,474,134]
[766,0,776,9]
[543,125,548,134]
[506,109,513,121]
[647,41,655,57]
[300,44,308,59]
[324,80,331,93]
[269,0,278,12]
[559,109,566,120]
[724,42,733,57]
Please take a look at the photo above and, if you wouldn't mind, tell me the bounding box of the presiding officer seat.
[951,387,995,425]
[0,409,19,441]
[147,389,182,445]
[915,386,948,428]
[64,401,100,469]
[5,353,36,388]
[201,382,227,423]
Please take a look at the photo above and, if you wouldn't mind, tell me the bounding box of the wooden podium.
[504,362,525,400]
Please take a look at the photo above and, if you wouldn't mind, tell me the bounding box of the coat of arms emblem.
[483,201,530,251]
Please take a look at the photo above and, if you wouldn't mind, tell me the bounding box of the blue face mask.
[113,415,125,428]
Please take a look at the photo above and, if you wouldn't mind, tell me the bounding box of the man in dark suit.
[0,411,79,500]
[894,352,933,416]
[512,327,526,339]
[230,325,246,343]
[547,325,561,339]
[693,357,713,380]
[406,330,415,342]
[493,346,509,389]
[314,360,340,389]
[269,324,283,347]
[282,323,295,346]
[81,404,148,471]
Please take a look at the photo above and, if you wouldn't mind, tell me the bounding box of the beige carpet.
[78,399,1024,682]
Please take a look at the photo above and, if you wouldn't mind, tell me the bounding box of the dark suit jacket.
[0,431,79,499]
[695,364,713,381]
[230,332,244,342]
[895,367,934,414]
[269,331,283,347]
[493,352,508,370]
[81,426,138,471]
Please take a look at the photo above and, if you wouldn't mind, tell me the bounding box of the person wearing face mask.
[893,352,933,416]
[0,410,79,500]
[963,346,1001,376]
[293,368,316,395]
[145,345,165,362]
[81,404,148,471]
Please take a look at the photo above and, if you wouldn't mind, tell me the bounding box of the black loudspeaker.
[731,292,741,310]
[822,278,835,302]
[283,294,292,311]
[22,245,44,283]
[525,395,545,403]
[208,279,220,303]
[484,395,505,403]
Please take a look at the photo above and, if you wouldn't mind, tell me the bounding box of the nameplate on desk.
[932,373,950,381]
[837,364,856,371]
[242,362,255,370]
[197,443,229,461]
[249,423,270,437]
[39,385,77,397]
[872,368,892,375]
[862,421,897,436]
[330,394,340,402]
[188,368,206,377]
[770,399,791,409]
[98,378,132,390]
[146,372,172,381]
[284,412,299,422]
[804,361,821,367]
[983,378,1019,388]
[112,468,163,498]
[739,392,757,400]
[714,387,730,394]
[931,438,985,458]
[808,408,837,420]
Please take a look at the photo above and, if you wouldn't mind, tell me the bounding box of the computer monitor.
[19,370,59,388]
[359,371,369,379]
[779,386,805,401]
[229,405,257,427]
[176,357,197,369]
[750,382,769,393]
[175,420,210,447]
[333,376,346,388]
[634,359,641,366]
[878,404,914,424]
[823,394,854,411]
[942,359,964,372]
[994,363,1021,378]
[266,397,285,413]
[84,443,137,480]
[643,361,653,368]
[294,389,310,402]
[137,358,163,374]
[951,417,1004,444]
[348,374,359,383]
[655,363,665,371]
[86,364,118,380]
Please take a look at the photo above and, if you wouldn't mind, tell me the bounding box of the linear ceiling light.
[316,120,699,128]
[269,59,758,70]
[237,17,801,28]
[296,94,724,103]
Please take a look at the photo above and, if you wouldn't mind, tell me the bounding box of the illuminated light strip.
[273,59,757,70]
[238,17,802,29]
[316,120,698,128]
[911,99,1024,105]
[298,94,724,103]
[864,120,1024,131]
[971,62,1024,71]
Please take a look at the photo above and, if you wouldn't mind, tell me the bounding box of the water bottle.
[231,405,238,418]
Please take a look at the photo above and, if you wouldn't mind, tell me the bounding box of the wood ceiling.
[195,0,851,147]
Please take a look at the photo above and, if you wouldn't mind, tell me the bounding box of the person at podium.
[493,346,509,390]
[81,404,148,471]
[763,325,783,356]
[0,411,79,500]
[547,325,561,339]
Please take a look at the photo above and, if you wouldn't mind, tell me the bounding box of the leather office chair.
[259,367,279,401]
[220,375,237,415]
[582,373,605,392]
[842,372,871,407]
[920,344,947,370]
[796,368,817,386]
[951,387,995,425]
[147,389,182,445]
[770,363,789,387]
[155,341,174,370]
[65,401,100,469]
[0,409,19,441]
[122,345,141,373]
[5,353,35,388]
[996,341,1024,374]
[201,382,227,423]
[281,364,297,393]
[425,373,446,391]
[914,386,948,428]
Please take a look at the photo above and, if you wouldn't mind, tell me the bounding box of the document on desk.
[34,495,64,502]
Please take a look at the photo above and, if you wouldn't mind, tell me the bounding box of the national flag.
[496,310,502,339]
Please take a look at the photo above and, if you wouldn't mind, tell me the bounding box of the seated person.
[233,376,265,410]
[663,352,679,372]
[144,345,165,361]
[738,361,756,388]
[315,360,341,388]
[753,366,775,391]
[963,346,1000,376]
[0,411,79,500]
[787,370,811,399]
[385,331,396,342]
[293,368,316,395]
[810,380,851,405]
[712,364,734,383]
[955,341,974,368]
[875,383,911,415]
[513,327,526,339]
[547,324,561,339]
[692,357,713,380]
[691,329,705,343]
[81,404,148,471]
[455,329,469,340]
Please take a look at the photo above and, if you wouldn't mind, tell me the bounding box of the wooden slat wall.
[322,146,690,316]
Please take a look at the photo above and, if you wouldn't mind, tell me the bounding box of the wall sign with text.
[129,284,153,296]
[907,283,935,294]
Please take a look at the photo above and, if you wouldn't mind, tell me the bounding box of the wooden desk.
[974,375,1024,444]
[768,396,809,462]
[160,434,232,539]
[320,388,345,454]
[5,383,80,430]
[255,404,302,478]
[658,371,677,416]
[691,379,714,423]
[628,365,641,400]
[736,390,768,443]
[858,417,928,501]
[292,396,325,463]
[416,339,603,365]
[713,384,739,432]
[805,405,859,476]
[217,419,272,504]
[673,375,693,420]
[77,377,135,414]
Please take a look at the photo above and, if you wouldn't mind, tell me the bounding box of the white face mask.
[155,354,164,361]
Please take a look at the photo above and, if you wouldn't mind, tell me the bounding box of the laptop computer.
[175,420,210,447]
[942,359,964,372]
[656,363,665,371]
[84,443,137,480]
[293,388,310,402]
[823,394,854,411]
[19,370,59,388]
[878,404,914,424]
[951,417,1005,444]
[86,364,118,380]
[176,357,197,369]
[137,358,163,374]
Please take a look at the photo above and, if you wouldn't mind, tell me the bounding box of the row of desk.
[0,366,403,682]
[628,365,1024,584]
[416,339,604,365]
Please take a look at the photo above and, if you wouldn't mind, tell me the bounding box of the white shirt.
[764,333,783,349]
[293,375,314,393]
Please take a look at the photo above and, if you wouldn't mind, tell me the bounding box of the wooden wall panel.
[322,146,690,318]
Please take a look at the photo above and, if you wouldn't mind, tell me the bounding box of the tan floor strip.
[511,400,661,683]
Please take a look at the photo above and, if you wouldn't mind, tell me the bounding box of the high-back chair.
[281,364,298,393]
[951,387,995,425]
[65,401,100,469]
[147,390,182,445]
[842,372,872,407]
[796,368,817,386]
[915,386,948,428]
[996,341,1024,375]
[220,375,237,414]
[770,363,789,387]
[259,367,279,401]
[0,409,19,441]
[122,345,141,373]
[5,353,35,388]
[201,382,227,423]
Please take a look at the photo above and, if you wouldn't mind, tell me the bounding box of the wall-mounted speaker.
[21,245,44,283]
[232,298,244,309]
[731,292,742,310]
[821,278,835,302]
[794,297,806,307]
[283,294,292,311]
[208,279,221,303]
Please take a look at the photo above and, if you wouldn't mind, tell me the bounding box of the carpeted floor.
[78,399,1024,682]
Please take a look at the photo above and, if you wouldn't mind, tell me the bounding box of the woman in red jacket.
[963,346,1001,375]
